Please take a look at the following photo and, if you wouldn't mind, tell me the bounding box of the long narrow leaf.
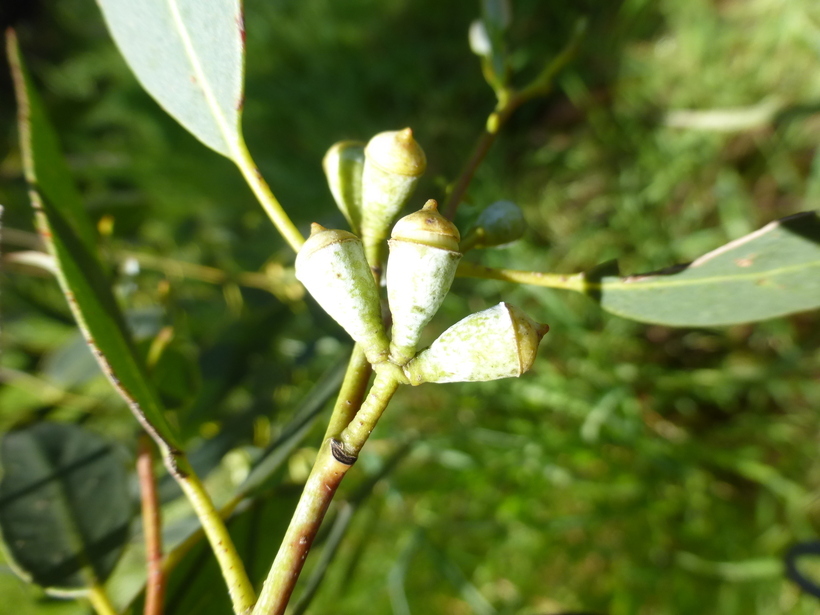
[8,32,181,452]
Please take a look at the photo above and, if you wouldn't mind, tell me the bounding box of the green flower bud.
[459,200,526,252]
[386,200,462,365]
[323,141,365,234]
[295,224,389,365]
[360,128,427,265]
[403,302,548,385]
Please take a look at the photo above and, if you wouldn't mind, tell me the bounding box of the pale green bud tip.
[299,222,359,248]
[322,141,365,171]
[299,224,360,257]
[390,200,461,252]
[365,128,427,177]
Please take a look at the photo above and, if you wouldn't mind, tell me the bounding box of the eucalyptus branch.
[338,369,402,458]
[443,17,587,220]
[252,370,401,615]
[457,260,586,292]
[233,137,305,253]
[250,440,354,615]
[137,436,165,615]
[323,344,373,440]
[291,438,415,614]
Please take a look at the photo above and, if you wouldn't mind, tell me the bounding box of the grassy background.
[1,0,820,614]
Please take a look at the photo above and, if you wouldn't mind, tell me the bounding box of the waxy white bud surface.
[295,224,389,365]
[403,302,548,384]
[387,200,461,364]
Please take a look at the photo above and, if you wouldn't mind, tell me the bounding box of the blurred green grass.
[1,0,820,614]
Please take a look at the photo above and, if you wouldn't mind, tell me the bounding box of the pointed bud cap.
[390,200,460,252]
[365,128,427,177]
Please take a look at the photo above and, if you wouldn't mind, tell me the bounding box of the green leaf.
[96,0,244,157]
[7,44,97,255]
[596,211,820,326]
[8,32,182,452]
[0,422,132,594]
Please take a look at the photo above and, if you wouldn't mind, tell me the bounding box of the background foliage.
[1,0,819,614]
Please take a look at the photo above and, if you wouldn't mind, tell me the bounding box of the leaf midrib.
[602,259,820,292]
[166,0,238,158]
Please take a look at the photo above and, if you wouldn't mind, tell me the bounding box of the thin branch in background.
[137,435,165,615]
[443,17,586,220]
[456,261,586,292]
[87,583,119,615]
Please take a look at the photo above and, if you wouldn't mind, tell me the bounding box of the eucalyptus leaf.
[595,211,820,326]
[8,33,182,452]
[96,0,244,157]
[0,423,131,594]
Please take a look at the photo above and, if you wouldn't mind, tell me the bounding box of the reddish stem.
[137,435,165,615]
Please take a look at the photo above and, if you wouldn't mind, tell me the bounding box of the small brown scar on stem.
[734,257,754,267]
[330,439,357,465]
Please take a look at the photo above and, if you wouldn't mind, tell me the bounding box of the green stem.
[443,126,502,221]
[233,137,305,254]
[323,344,372,441]
[443,18,586,220]
[339,370,401,458]
[87,584,118,615]
[175,461,256,615]
[251,440,355,615]
[253,371,400,615]
[118,250,290,295]
[456,260,586,292]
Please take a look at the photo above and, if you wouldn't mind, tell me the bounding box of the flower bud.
[323,141,365,234]
[459,200,526,252]
[295,224,389,364]
[360,128,427,264]
[403,302,548,385]
[386,200,462,365]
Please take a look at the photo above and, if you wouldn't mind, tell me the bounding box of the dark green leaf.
[0,423,132,593]
[7,32,182,451]
[596,212,820,326]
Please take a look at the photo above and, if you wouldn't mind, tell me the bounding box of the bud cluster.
[295,129,548,386]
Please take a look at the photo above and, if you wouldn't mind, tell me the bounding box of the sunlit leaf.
[0,423,132,594]
[96,0,244,157]
[597,211,820,326]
